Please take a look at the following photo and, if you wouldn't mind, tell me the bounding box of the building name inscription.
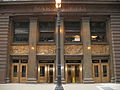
[34,6,87,12]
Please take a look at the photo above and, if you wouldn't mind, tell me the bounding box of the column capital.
[81,17,90,22]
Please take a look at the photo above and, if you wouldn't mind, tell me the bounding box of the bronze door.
[11,64,19,83]
[11,64,27,83]
[48,64,54,83]
[93,64,109,82]
[38,64,55,83]
[92,64,101,82]
[19,64,28,83]
[101,64,109,82]
[66,64,82,83]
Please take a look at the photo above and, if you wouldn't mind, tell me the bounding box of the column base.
[27,78,37,83]
[111,77,115,83]
[6,77,10,83]
[114,78,120,83]
[83,78,94,83]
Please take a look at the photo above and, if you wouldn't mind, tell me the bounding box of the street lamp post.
[55,0,64,90]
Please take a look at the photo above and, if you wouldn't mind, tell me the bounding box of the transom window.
[64,21,81,43]
[13,22,29,42]
[90,22,106,42]
[39,22,55,43]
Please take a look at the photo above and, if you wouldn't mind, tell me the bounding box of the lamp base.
[55,85,64,90]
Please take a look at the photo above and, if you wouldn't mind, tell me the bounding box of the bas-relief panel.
[37,45,56,55]
[64,45,83,55]
[92,45,110,55]
[10,45,109,55]
[10,46,29,55]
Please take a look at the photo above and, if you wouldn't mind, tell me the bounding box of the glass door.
[38,64,47,83]
[101,64,109,82]
[38,64,55,83]
[11,64,19,83]
[20,64,28,83]
[11,60,28,83]
[93,63,110,82]
[92,64,101,82]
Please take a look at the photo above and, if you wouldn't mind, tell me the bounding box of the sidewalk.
[0,83,120,90]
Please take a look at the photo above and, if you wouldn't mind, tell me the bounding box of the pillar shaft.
[82,17,94,83]
[27,18,38,83]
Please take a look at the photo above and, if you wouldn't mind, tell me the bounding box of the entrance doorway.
[38,64,55,83]
[11,59,28,83]
[65,61,82,83]
[92,60,110,82]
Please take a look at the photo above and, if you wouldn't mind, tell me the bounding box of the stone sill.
[91,42,109,45]
[11,42,29,45]
[37,42,55,45]
[64,42,83,45]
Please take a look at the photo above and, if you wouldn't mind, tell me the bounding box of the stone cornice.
[0,1,120,5]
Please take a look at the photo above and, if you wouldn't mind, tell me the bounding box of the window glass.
[22,65,26,77]
[13,22,29,42]
[65,21,81,43]
[90,22,106,42]
[39,22,55,43]
[40,66,45,77]
[39,32,54,42]
[103,65,107,77]
[94,65,99,77]
[40,22,55,31]
[13,65,17,77]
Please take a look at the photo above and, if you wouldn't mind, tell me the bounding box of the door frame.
[65,63,82,83]
[38,63,55,83]
[92,63,110,83]
[101,63,110,82]
[19,64,28,83]
[92,64,101,82]
[11,61,28,83]
[11,63,19,83]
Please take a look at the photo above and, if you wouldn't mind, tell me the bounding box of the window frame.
[12,21,29,43]
[90,21,107,43]
[64,21,81,44]
[39,21,55,43]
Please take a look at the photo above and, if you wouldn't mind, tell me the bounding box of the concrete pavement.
[0,83,120,90]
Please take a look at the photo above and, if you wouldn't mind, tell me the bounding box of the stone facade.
[0,0,120,83]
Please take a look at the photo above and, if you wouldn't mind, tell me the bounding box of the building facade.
[0,0,120,83]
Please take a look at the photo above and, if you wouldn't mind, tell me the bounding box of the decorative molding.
[64,45,83,55]
[92,45,110,55]
[10,45,29,55]
[37,45,56,55]
[0,4,120,15]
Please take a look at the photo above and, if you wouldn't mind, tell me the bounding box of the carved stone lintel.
[37,45,56,55]
[64,45,83,55]
[92,45,110,55]
[10,46,29,55]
